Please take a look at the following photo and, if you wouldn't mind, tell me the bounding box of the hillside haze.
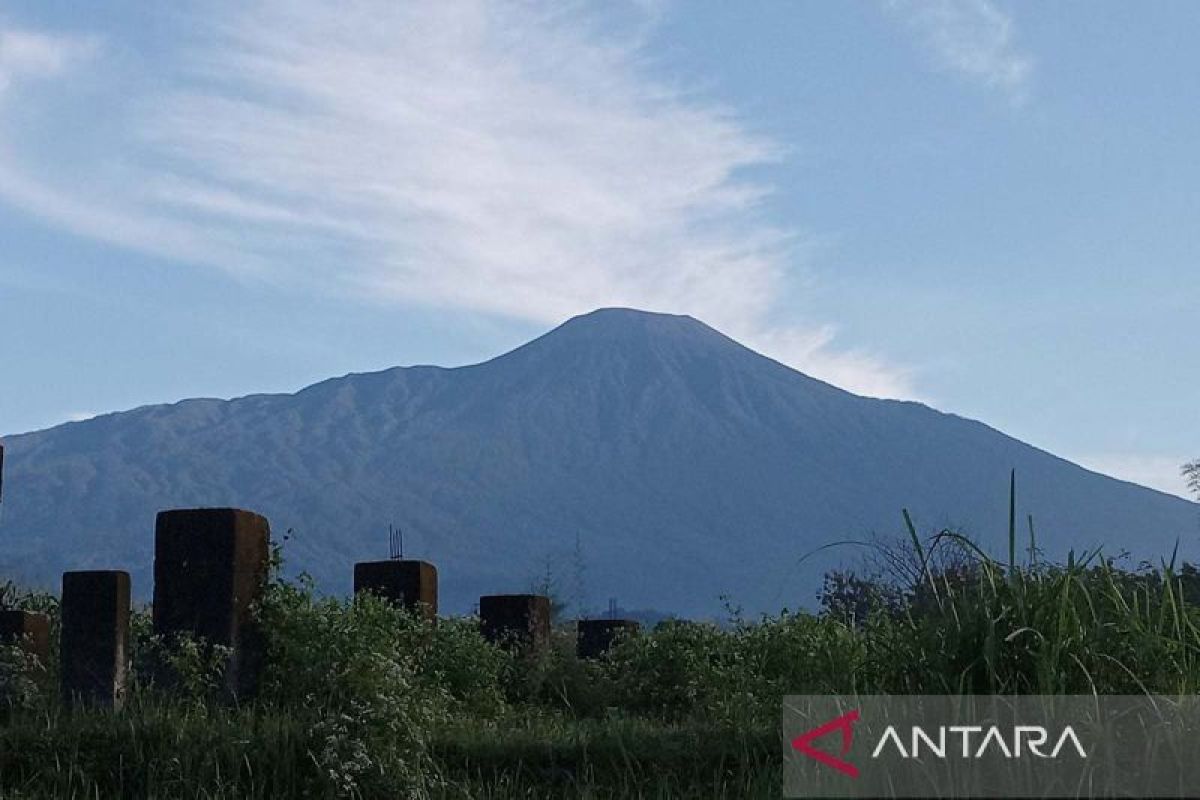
[1,309,1195,616]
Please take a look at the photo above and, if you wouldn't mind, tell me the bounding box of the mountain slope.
[1,309,1195,615]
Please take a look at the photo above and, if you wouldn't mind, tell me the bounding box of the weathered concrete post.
[0,448,52,677]
[152,508,270,698]
[353,560,438,621]
[479,594,551,652]
[0,610,50,668]
[576,619,640,659]
[61,570,130,708]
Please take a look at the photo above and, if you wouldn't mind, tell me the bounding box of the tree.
[1185,460,1200,500]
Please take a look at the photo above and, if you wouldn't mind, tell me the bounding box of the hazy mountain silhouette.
[1,309,1195,616]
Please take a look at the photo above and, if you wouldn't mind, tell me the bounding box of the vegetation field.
[3,510,1200,798]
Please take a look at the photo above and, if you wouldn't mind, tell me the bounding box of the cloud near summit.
[0,1,914,399]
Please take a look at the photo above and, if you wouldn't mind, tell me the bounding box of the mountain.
[0,309,1195,616]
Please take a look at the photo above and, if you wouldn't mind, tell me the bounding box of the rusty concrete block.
[479,594,550,652]
[576,619,640,659]
[61,570,130,708]
[152,508,270,698]
[0,609,50,668]
[354,560,438,620]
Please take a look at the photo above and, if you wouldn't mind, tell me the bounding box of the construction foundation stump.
[61,570,130,708]
[354,560,438,620]
[576,619,640,659]
[479,594,551,652]
[152,508,270,698]
[0,610,50,668]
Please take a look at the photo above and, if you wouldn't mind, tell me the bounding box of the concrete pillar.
[0,610,50,668]
[152,508,270,698]
[576,619,640,659]
[353,560,438,621]
[61,571,130,708]
[0,441,5,503]
[479,594,550,652]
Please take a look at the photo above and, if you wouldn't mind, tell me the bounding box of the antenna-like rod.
[388,523,404,560]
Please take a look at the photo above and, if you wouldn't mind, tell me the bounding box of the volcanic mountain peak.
[0,309,1193,616]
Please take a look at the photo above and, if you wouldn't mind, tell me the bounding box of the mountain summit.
[1,309,1194,615]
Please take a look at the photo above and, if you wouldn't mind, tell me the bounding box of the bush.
[7,498,1200,797]
[604,614,860,726]
[132,630,231,704]
[416,615,511,718]
[497,627,614,717]
[0,644,47,711]
[255,576,440,797]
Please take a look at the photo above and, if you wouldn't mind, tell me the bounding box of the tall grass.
[872,476,1200,695]
[3,493,1200,798]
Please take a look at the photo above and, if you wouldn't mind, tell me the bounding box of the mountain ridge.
[1,309,1194,615]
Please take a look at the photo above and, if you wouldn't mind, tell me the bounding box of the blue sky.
[0,1,1195,497]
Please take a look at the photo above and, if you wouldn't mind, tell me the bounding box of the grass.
[428,716,779,799]
[0,700,312,799]
[2,488,1200,798]
[0,704,779,799]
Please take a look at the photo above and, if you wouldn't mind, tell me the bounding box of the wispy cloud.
[885,0,1033,104]
[0,3,915,398]
[0,27,96,94]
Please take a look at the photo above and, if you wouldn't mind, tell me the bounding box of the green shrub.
[497,627,614,717]
[0,644,48,711]
[255,576,440,797]
[417,615,511,717]
[132,630,231,704]
[6,493,1200,797]
[604,613,860,726]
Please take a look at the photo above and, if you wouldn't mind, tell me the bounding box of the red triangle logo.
[790,709,860,778]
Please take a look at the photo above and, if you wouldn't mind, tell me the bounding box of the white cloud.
[746,325,917,400]
[0,27,96,94]
[1075,453,1194,500]
[886,0,1033,104]
[0,3,915,399]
